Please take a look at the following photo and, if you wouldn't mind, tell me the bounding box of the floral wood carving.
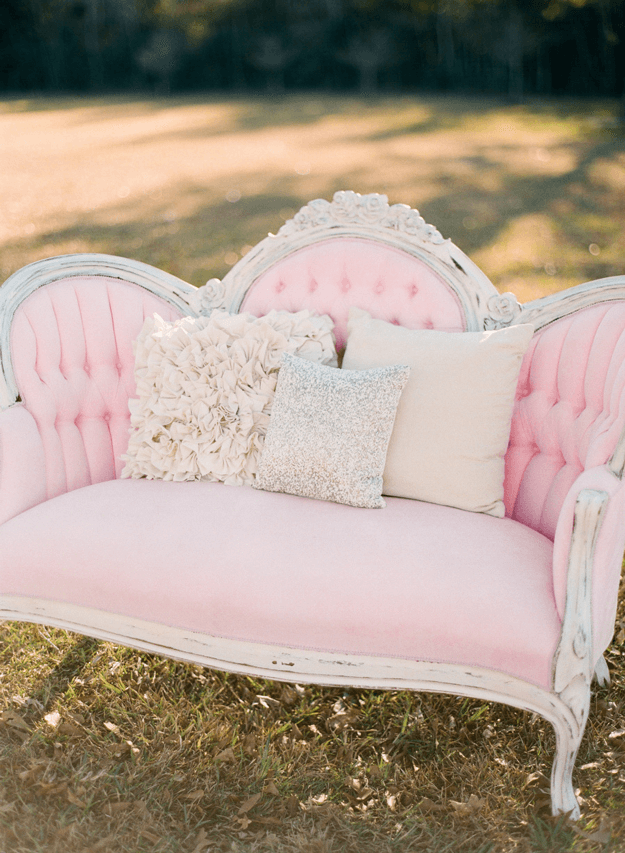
[484,293,522,330]
[277,191,446,245]
[189,278,228,315]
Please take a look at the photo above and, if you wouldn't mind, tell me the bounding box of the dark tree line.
[1,0,624,98]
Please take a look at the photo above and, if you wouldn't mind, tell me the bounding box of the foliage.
[0,0,624,97]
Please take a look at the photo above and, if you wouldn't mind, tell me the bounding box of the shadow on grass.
[29,634,101,713]
[1,98,624,291]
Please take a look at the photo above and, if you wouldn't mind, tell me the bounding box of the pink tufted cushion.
[505,303,625,539]
[241,238,466,348]
[10,277,182,501]
[0,479,559,688]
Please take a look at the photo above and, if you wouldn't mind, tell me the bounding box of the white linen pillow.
[342,308,534,517]
[254,353,410,508]
[121,309,336,485]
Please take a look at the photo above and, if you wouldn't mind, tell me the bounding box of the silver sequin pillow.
[254,353,410,508]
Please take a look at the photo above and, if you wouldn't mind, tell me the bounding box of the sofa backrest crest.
[240,237,467,348]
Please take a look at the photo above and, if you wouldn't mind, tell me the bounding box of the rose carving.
[484,293,522,330]
[190,278,227,315]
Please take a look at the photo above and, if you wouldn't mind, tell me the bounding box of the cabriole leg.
[550,715,583,820]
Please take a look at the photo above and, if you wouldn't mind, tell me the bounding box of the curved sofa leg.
[550,716,583,820]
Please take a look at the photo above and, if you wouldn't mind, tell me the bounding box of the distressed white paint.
[1,191,624,819]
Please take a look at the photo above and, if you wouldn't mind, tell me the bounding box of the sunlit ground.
[1,93,624,304]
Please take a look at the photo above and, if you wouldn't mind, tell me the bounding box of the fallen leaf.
[2,711,31,732]
[55,821,77,839]
[66,789,87,809]
[139,828,160,843]
[93,833,117,851]
[104,721,121,735]
[44,711,61,729]
[104,801,134,814]
[572,817,612,844]
[37,781,68,796]
[450,794,485,815]
[255,816,282,826]
[290,723,304,739]
[238,792,262,814]
[523,771,549,789]
[284,795,300,816]
[215,746,236,763]
[184,790,205,801]
[190,828,209,853]
[263,780,280,796]
[418,797,444,812]
[134,800,151,819]
[242,733,257,756]
[236,815,252,830]
[280,686,298,705]
[255,695,282,712]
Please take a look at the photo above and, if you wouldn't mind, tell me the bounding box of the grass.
[1,93,625,852]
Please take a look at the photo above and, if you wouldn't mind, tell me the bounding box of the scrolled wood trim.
[209,191,500,332]
[550,487,609,819]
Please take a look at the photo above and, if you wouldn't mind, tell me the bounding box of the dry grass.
[1,94,625,852]
[1,94,624,301]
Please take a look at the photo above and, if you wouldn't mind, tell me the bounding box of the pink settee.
[1,191,625,820]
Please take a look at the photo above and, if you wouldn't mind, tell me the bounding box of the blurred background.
[1,0,624,302]
[2,0,624,100]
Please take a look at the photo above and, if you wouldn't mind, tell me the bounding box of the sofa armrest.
[0,405,47,526]
[552,465,625,668]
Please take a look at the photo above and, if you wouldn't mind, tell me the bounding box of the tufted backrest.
[505,302,625,540]
[10,277,182,501]
[241,238,466,346]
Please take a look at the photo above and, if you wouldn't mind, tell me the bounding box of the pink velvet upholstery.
[10,277,182,502]
[0,404,46,526]
[241,238,466,349]
[505,303,625,540]
[0,479,559,689]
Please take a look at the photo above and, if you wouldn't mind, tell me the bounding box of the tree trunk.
[507,6,524,102]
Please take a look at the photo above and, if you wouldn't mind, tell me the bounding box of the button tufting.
[408,283,419,298]
[308,278,318,294]
[116,362,123,372]
[104,413,111,422]
[340,276,351,293]
[275,280,286,293]
[374,281,385,295]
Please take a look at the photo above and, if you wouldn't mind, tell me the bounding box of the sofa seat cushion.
[0,480,559,689]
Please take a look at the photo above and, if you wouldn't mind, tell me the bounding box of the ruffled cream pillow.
[121,309,336,484]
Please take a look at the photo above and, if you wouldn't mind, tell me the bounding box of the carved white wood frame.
[1,192,624,819]
[191,190,508,332]
[0,254,199,409]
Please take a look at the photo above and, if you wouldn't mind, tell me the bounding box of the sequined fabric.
[254,353,409,508]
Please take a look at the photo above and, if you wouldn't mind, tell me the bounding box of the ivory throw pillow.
[254,353,410,508]
[121,309,336,485]
[342,309,534,516]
